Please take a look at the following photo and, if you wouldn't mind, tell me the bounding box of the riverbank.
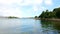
[35,18,60,22]
[42,18,60,22]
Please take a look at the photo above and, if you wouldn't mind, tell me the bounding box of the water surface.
[0,18,60,34]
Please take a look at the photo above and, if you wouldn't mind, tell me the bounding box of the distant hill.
[7,16,19,18]
[0,16,19,19]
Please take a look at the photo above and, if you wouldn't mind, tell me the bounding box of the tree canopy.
[38,7,60,18]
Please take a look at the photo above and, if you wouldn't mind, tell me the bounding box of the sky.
[0,0,60,18]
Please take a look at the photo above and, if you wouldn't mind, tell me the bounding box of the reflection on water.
[41,20,60,34]
[0,18,60,34]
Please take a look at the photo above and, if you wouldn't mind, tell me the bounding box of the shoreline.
[35,18,60,22]
[42,18,60,22]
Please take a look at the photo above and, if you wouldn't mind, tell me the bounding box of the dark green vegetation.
[8,16,18,18]
[35,16,38,18]
[41,20,60,30]
[38,7,60,18]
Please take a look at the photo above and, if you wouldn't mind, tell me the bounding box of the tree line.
[35,7,60,18]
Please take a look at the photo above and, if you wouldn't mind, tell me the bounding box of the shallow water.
[0,18,60,34]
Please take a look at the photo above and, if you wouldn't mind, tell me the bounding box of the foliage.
[38,7,60,18]
[35,16,38,18]
[8,16,18,18]
[53,7,60,18]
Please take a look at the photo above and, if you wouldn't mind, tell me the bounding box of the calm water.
[0,18,60,34]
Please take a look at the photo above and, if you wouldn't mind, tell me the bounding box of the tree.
[39,11,45,18]
[35,16,38,18]
[53,7,60,18]
[39,10,50,18]
[38,7,60,18]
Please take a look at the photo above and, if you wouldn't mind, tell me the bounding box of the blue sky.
[0,0,60,17]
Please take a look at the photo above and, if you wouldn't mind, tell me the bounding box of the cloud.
[0,5,23,17]
[19,0,43,6]
[0,0,43,6]
[0,0,53,17]
[44,0,53,5]
[32,6,39,11]
[0,0,52,6]
[0,0,23,4]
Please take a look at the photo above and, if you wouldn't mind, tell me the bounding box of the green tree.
[39,11,45,18]
[53,7,60,18]
[38,7,60,18]
[35,16,38,18]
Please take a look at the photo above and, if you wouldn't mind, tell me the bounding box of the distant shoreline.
[0,16,20,19]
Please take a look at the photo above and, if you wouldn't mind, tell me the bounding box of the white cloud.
[0,6,23,17]
[32,6,39,11]
[44,0,53,5]
[0,0,53,17]
[20,0,43,12]
[0,0,23,4]
[0,0,43,6]
[32,0,43,5]
[19,0,43,6]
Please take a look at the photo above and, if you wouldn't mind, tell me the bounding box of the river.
[0,18,60,34]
